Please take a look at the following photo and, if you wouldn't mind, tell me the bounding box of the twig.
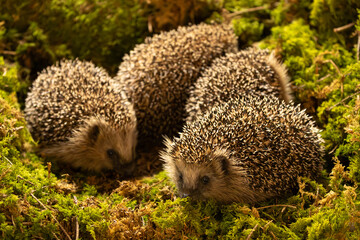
[0,168,11,181]
[323,59,342,76]
[317,74,332,82]
[246,223,259,240]
[256,204,297,210]
[269,231,278,240]
[228,6,268,18]
[11,126,24,132]
[141,216,146,226]
[30,192,73,240]
[333,22,355,33]
[73,195,78,204]
[326,90,360,111]
[357,31,360,62]
[261,220,273,231]
[33,236,46,240]
[323,59,344,97]
[151,178,165,188]
[47,162,52,179]
[200,216,211,221]
[22,222,33,226]
[3,155,13,165]
[315,187,320,205]
[147,15,153,33]
[11,215,15,228]
[0,50,16,55]
[341,75,345,98]
[17,175,35,186]
[262,222,280,239]
[73,196,79,240]
[52,232,61,240]
[328,145,338,155]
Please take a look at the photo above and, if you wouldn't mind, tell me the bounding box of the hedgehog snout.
[113,159,136,177]
[122,160,137,176]
[179,190,193,198]
[179,187,200,199]
[180,193,190,198]
[106,148,136,175]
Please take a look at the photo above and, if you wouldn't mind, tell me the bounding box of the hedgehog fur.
[115,23,238,146]
[185,47,291,123]
[25,59,137,174]
[162,95,324,203]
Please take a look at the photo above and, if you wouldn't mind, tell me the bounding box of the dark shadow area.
[45,145,164,194]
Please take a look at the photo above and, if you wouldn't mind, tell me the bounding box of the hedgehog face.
[89,120,137,175]
[41,118,137,174]
[170,154,232,201]
[162,138,259,203]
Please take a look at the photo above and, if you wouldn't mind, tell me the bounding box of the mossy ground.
[1,0,360,239]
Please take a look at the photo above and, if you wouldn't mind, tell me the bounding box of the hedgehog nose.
[180,193,190,198]
[120,161,136,177]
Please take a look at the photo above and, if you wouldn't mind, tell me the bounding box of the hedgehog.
[185,47,292,123]
[25,59,137,174]
[115,23,238,146]
[162,95,324,203]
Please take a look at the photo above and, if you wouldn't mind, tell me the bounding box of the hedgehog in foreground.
[186,47,292,123]
[162,95,323,203]
[25,59,137,174]
[115,23,237,145]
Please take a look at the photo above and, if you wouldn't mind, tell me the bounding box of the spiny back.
[115,23,238,144]
[175,95,323,194]
[25,59,136,145]
[186,48,291,123]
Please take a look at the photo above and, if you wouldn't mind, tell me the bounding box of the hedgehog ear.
[212,155,230,175]
[219,156,229,174]
[88,124,100,145]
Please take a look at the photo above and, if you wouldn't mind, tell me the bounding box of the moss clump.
[317,62,360,181]
[151,198,299,239]
[310,0,360,43]
[0,0,149,78]
[289,161,360,239]
[260,16,360,174]
[232,17,264,46]
[0,57,59,238]
[254,4,360,237]
[0,57,33,154]
[221,0,276,47]
[144,0,219,33]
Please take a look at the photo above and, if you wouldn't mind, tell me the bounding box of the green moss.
[310,0,360,43]
[151,197,303,239]
[222,0,276,47]
[232,18,264,46]
[289,166,360,239]
[260,19,319,84]
[300,188,360,240]
[0,57,34,155]
[259,15,360,177]
[0,58,113,239]
[0,58,19,94]
[0,0,149,78]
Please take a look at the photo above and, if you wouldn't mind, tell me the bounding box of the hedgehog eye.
[201,176,210,185]
[106,149,119,162]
